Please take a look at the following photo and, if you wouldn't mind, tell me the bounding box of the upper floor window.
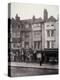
[47,41,50,48]
[47,30,50,37]
[25,32,29,38]
[51,41,55,48]
[12,43,20,48]
[47,25,49,27]
[34,41,36,49]
[25,42,29,48]
[33,31,41,38]
[25,34,29,38]
[34,41,41,49]
[51,30,54,37]
[11,32,20,38]
[18,25,20,28]
[38,41,42,49]
[34,31,40,35]
[26,24,29,28]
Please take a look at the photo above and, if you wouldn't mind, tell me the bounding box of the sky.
[10,3,59,20]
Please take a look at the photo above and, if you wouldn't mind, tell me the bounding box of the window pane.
[18,25,20,28]
[47,25,49,27]
[38,41,41,49]
[38,41,40,49]
[51,30,54,36]
[25,42,29,48]
[34,41,36,49]
[26,24,29,28]
[47,30,50,37]
[51,41,55,48]
[47,41,50,48]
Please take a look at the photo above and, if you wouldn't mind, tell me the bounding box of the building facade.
[10,14,22,61]
[44,16,57,49]
[32,18,42,50]
[8,9,59,62]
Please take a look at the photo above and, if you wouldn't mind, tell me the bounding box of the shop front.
[44,48,58,64]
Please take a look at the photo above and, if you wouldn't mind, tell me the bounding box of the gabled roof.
[47,16,57,22]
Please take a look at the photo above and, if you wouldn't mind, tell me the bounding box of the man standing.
[39,56,42,66]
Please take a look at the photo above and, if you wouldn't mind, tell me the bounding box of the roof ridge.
[47,16,57,22]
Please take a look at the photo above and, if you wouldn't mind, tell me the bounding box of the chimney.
[15,14,20,21]
[44,9,48,21]
[32,15,35,21]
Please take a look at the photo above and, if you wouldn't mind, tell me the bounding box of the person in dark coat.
[39,58,42,66]
[39,53,42,66]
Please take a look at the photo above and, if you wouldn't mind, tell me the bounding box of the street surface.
[9,66,58,77]
[8,62,58,77]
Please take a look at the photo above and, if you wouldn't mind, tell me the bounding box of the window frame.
[47,30,50,37]
[51,30,55,37]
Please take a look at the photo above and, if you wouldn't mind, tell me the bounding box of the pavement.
[8,62,58,70]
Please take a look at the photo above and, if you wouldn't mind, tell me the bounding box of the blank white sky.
[11,3,59,20]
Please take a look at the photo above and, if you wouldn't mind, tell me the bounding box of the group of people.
[10,48,43,66]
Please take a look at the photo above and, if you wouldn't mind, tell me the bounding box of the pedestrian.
[40,58,42,66]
